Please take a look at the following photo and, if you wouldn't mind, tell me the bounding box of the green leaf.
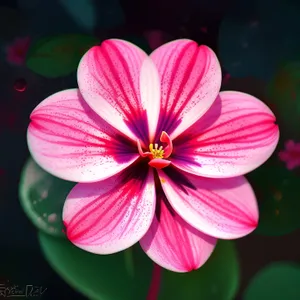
[244,262,300,300]
[247,161,300,236]
[266,61,300,140]
[159,241,240,300]
[26,34,99,78]
[38,232,152,300]
[19,157,75,237]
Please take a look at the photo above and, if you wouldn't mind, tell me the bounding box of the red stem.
[146,263,162,300]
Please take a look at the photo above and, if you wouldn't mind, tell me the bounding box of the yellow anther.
[149,143,164,159]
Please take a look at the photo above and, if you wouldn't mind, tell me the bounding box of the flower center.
[137,131,173,169]
[149,143,164,159]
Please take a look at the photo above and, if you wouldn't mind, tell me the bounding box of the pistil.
[137,131,173,169]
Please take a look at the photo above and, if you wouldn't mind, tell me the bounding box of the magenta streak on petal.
[64,163,151,246]
[66,183,139,244]
[151,40,221,142]
[153,190,192,269]
[30,107,135,163]
[195,114,275,147]
[185,189,256,229]
[159,43,199,129]
[175,110,276,150]
[162,167,257,229]
[158,167,258,239]
[171,92,279,178]
[156,186,197,272]
[154,42,205,139]
[89,42,149,144]
[140,190,216,272]
[153,199,196,270]
[146,263,162,300]
[27,89,139,183]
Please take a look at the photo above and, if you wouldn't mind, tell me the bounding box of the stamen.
[149,143,164,159]
[136,131,173,169]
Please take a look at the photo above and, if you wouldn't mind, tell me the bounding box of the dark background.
[0,0,299,299]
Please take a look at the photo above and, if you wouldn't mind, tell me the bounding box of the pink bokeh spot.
[144,30,167,50]
[278,140,300,170]
[6,36,31,65]
[14,78,27,92]
[27,39,279,276]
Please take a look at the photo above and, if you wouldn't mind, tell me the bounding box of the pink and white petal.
[157,169,258,239]
[63,167,156,254]
[27,89,139,183]
[140,57,161,142]
[150,39,222,140]
[77,39,161,144]
[172,91,279,178]
[140,193,216,273]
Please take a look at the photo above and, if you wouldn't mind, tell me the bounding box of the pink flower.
[27,39,279,272]
[6,36,31,65]
[278,140,300,170]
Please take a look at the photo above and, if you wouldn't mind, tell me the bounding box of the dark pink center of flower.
[137,131,173,169]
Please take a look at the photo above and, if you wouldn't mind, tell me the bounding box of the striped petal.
[150,39,222,141]
[158,168,258,239]
[77,39,161,144]
[27,89,138,183]
[172,91,279,178]
[140,191,216,272]
[63,166,156,254]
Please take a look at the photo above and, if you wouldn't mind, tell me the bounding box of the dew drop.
[41,190,48,199]
[48,213,57,223]
[14,78,27,92]
[49,227,55,233]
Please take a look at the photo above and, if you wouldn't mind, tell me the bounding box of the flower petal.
[27,89,139,183]
[172,91,279,178]
[63,166,156,254]
[157,168,258,239]
[150,39,222,140]
[77,39,161,144]
[140,191,216,272]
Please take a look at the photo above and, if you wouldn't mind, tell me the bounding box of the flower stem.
[124,247,134,278]
[146,263,162,300]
